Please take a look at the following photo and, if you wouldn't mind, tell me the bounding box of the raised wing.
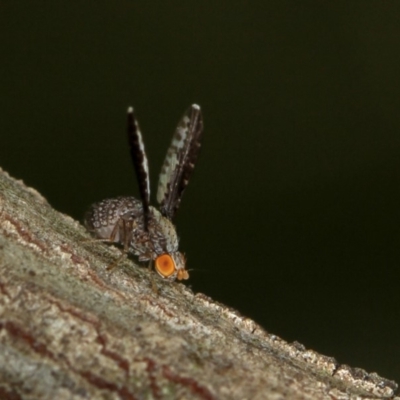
[157,104,203,220]
[127,107,150,230]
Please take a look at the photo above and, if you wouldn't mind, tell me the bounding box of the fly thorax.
[129,206,179,261]
[147,207,179,254]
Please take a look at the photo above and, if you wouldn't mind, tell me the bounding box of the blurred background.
[1,1,399,384]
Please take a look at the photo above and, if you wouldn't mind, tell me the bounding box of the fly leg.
[107,217,136,271]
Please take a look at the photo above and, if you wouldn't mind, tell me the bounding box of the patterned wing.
[157,104,203,220]
[127,107,151,230]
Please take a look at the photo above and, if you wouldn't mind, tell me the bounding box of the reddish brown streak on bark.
[142,295,176,318]
[58,242,128,300]
[142,357,162,399]
[50,298,99,327]
[3,214,48,253]
[59,243,86,265]
[83,267,128,301]
[80,371,138,400]
[0,279,10,297]
[1,321,55,360]
[0,386,23,400]
[97,333,130,379]
[162,365,216,400]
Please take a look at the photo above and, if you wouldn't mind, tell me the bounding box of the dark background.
[1,1,399,384]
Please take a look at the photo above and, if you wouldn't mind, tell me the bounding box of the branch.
[0,167,397,400]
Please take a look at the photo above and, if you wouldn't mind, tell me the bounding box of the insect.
[84,104,203,281]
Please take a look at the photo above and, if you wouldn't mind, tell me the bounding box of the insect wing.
[127,107,151,229]
[157,104,203,220]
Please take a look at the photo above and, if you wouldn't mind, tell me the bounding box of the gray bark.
[0,167,397,400]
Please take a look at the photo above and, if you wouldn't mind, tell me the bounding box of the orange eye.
[155,254,176,278]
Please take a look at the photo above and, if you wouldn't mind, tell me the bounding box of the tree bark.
[0,167,397,400]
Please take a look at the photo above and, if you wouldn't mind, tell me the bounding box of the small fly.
[84,105,203,280]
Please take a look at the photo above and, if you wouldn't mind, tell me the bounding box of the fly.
[84,104,203,280]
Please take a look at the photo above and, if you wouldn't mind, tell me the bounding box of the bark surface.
[0,167,398,400]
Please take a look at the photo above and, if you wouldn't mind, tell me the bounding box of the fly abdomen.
[84,196,143,246]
